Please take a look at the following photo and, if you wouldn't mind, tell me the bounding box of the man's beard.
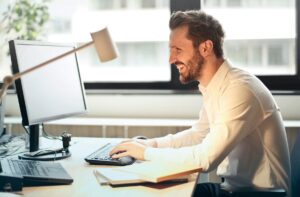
[179,52,204,84]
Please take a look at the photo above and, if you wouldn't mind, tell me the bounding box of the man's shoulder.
[226,66,266,90]
[222,67,277,109]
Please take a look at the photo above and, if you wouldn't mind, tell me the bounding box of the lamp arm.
[0,40,94,101]
[14,41,94,80]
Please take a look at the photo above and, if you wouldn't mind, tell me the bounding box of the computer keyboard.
[8,159,49,176]
[85,143,135,166]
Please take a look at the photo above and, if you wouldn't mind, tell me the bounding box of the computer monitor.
[9,40,87,159]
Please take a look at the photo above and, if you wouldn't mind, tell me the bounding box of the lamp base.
[18,150,71,161]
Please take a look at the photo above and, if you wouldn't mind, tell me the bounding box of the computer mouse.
[132,136,147,140]
[118,156,135,166]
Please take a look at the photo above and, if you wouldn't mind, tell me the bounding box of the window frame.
[2,0,300,93]
[85,0,300,92]
[257,0,299,91]
[84,0,200,92]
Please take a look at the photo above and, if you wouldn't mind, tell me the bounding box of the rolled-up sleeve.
[155,107,210,148]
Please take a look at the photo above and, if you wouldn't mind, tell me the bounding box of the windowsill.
[6,88,300,95]
[270,90,300,95]
[85,89,199,95]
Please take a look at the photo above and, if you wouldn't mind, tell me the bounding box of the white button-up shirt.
[145,60,290,192]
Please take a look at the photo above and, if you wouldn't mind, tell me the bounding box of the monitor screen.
[9,40,87,126]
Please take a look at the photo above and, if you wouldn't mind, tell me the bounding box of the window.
[48,0,172,86]
[0,0,173,90]
[0,0,299,92]
[203,0,296,76]
[202,0,298,90]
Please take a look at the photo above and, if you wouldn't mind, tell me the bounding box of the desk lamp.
[0,27,118,152]
[0,27,118,101]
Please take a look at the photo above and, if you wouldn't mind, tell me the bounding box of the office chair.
[225,186,286,197]
[225,133,300,197]
[291,133,300,197]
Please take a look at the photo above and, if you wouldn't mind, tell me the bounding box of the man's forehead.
[170,26,188,38]
[169,26,192,47]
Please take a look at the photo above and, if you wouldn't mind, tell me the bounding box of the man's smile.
[175,63,187,73]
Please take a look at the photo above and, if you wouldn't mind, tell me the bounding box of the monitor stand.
[18,124,71,161]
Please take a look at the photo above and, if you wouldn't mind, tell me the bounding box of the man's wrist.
[147,139,157,148]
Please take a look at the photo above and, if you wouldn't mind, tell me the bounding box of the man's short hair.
[169,10,225,58]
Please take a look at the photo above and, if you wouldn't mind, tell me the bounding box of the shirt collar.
[198,60,231,95]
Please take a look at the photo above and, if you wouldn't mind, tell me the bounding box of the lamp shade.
[91,27,119,62]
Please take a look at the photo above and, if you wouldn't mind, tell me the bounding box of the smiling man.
[110,10,290,196]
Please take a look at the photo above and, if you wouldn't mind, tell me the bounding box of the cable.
[0,135,28,158]
[22,125,29,135]
[41,124,61,141]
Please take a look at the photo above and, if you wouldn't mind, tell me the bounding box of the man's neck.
[198,58,225,87]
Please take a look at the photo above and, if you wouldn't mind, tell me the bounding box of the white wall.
[5,93,300,120]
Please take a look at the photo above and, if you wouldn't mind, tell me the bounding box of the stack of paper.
[94,161,201,186]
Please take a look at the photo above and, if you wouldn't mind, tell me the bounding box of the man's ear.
[199,40,214,57]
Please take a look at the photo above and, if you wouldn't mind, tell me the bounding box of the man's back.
[216,63,290,192]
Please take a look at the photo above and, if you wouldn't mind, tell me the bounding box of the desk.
[19,137,195,197]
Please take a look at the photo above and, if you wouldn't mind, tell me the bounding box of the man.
[110,10,290,196]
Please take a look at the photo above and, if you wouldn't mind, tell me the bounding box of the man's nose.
[169,52,176,65]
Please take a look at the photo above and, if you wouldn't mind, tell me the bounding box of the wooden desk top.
[21,137,196,197]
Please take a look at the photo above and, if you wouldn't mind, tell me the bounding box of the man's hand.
[109,141,147,160]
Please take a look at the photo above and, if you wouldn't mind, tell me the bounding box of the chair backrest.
[291,134,300,197]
